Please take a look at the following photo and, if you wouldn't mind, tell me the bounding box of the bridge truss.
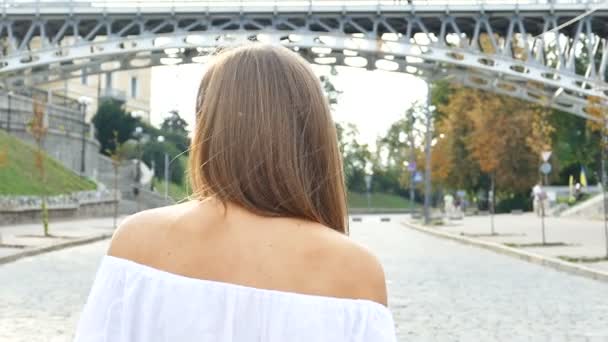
[1,0,608,119]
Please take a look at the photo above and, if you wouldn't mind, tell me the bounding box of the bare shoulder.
[107,201,198,261]
[305,225,388,306]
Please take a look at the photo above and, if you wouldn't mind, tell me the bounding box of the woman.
[75,44,396,342]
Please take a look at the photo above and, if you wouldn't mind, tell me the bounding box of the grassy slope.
[0,130,96,196]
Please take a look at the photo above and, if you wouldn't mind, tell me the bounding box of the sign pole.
[602,120,608,258]
[539,156,552,245]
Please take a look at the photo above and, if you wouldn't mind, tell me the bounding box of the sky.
[150,63,428,151]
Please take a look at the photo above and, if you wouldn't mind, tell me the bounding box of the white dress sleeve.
[74,258,126,342]
[361,304,398,342]
[74,256,397,342]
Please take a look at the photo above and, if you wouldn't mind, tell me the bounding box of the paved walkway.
[1,215,608,341]
[0,217,119,261]
[436,214,608,272]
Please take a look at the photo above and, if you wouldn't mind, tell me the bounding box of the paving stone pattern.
[1,215,607,341]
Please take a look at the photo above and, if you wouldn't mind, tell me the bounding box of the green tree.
[434,87,483,191]
[92,100,138,155]
[435,87,542,211]
[161,110,189,136]
[376,103,425,195]
[320,75,342,106]
[545,31,603,185]
[139,120,190,156]
[323,73,376,194]
[108,131,128,229]
[142,140,185,185]
[337,123,373,193]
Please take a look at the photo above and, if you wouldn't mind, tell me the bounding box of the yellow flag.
[580,168,588,187]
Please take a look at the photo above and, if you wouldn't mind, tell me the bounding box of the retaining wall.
[0,190,119,226]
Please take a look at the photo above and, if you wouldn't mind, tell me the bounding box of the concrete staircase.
[560,193,606,220]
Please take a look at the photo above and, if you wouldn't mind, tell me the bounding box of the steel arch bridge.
[1,1,608,120]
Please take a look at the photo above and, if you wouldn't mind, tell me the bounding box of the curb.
[401,221,608,283]
[0,233,113,266]
[349,209,413,215]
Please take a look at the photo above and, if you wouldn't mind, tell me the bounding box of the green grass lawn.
[154,178,191,202]
[0,130,97,196]
[347,192,415,209]
[153,178,413,211]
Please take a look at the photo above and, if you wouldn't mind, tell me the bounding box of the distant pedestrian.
[532,182,545,216]
[575,182,583,201]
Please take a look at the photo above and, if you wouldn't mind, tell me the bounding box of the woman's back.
[75,201,396,341]
[75,44,396,341]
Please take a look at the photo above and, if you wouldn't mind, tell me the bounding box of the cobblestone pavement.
[1,215,608,341]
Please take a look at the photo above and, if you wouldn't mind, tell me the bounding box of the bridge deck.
[2,0,605,15]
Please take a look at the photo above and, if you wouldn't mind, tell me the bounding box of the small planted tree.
[28,99,50,236]
[108,131,128,229]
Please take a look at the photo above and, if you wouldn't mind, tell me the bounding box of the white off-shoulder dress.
[74,256,397,342]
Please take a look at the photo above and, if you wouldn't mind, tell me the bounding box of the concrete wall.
[0,190,120,226]
[0,200,118,226]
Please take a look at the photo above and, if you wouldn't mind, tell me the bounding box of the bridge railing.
[1,0,602,12]
[0,90,88,137]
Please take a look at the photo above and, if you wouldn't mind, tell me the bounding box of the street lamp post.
[164,153,169,199]
[77,96,92,176]
[134,126,144,183]
[404,161,416,212]
[6,91,13,132]
[364,172,373,211]
[407,107,416,213]
[423,86,435,225]
[157,135,169,200]
[539,151,552,244]
[489,177,496,235]
[602,120,608,258]
[134,126,144,211]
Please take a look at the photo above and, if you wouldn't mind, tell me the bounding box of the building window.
[81,73,88,85]
[130,76,138,98]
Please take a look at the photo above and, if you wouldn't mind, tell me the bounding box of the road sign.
[408,161,417,172]
[540,162,552,175]
[414,172,423,183]
[541,151,552,162]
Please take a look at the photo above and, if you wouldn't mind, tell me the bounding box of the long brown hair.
[189,44,347,233]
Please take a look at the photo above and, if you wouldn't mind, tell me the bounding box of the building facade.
[42,68,152,123]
